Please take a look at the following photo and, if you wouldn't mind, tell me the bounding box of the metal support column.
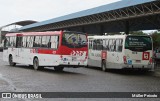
[100,25,104,35]
[125,21,129,34]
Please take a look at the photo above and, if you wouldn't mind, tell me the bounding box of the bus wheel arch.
[9,54,16,66]
[102,59,106,72]
[33,57,39,70]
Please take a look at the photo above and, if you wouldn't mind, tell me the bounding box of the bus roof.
[6,31,86,37]
[5,31,62,37]
[88,34,151,39]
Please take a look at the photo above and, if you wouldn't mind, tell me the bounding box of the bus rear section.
[123,36,153,70]
[59,31,88,68]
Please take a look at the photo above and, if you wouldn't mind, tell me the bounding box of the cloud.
[0,0,119,26]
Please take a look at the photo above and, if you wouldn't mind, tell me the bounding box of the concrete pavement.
[152,62,160,77]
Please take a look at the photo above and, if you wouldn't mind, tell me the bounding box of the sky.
[0,0,120,27]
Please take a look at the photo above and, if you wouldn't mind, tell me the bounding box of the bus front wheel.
[54,66,64,72]
[9,55,16,66]
[33,58,39,70]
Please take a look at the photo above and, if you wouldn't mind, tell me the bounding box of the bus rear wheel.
[33,58,39,70]
[54,66,64,72]
[102,60,106,72]
[9,55,16,66]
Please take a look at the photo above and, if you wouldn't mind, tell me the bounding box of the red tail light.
[123,56,127,64]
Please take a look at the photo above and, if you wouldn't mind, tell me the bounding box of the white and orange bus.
[3,31,88,71]
[88,35,153,71]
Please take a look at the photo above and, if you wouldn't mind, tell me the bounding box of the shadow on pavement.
[6,65,85,75]
[86,66,154,76]
[106,69,153,76]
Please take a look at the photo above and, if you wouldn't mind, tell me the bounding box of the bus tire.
[54,66,64,72]
[9,55,16,66]
[102,60,106,72]
[33,58,39,70]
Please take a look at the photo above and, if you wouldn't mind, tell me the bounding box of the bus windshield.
[62,32,87,48]
[125,36,152,52]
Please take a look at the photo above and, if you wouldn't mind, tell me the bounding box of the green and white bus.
[88,35,153,71]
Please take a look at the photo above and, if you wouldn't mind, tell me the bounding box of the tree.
[129,31,145,35]
[151,31,160,49]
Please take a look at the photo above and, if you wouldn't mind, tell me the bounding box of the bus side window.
[29,36,34,48]
[97,39,101,50]
[113,39,116,51]
[103,39,109,50]
[119,39,123,52]
[109,39,115,52]
[93,40,97,50]
[89,40,93,50]
[46,36,51,48]
[33,36,41,47]
[7,37,11,47]
[108,39,112,51]
[7,37,10,47]
[50,36,59,49]
[9,36,16,47]
[106,39,109,50]
[41,36,51,48]
[14,37,17,47]
[88,39,91,49]
[9,37,13,47]
[116,39,119,52]
[41,36,47,48]
[22,36,27,47]
[91,40,93,49]
[108,39,110,51]
[26,36,30,48]
[4,37,10,48]
[99,39,103,50]
[17,36,23,48]
[115,39,123,52]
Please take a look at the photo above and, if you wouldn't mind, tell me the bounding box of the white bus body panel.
[88,35,153,70]
[3,48,87,67]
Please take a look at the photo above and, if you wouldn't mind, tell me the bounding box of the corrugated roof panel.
[20,0,156,31]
